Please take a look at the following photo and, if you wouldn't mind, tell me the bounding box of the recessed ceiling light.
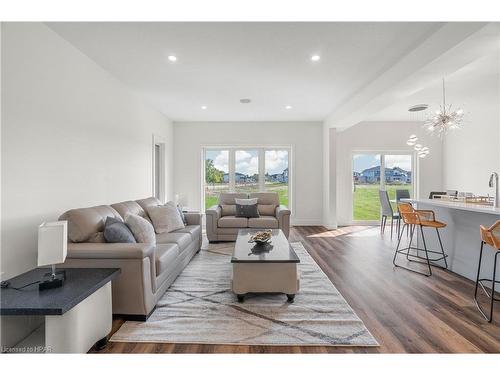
[240,98,251,104]
[201,105,207,110]
[167,55,177,62]
[311,55,321,62]
[285,105,292,110]
[408,104,428,112]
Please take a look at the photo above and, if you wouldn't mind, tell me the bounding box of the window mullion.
[229,149,235,192]
[259,149,265,191]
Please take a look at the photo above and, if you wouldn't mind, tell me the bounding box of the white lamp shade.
[37,221,68,267]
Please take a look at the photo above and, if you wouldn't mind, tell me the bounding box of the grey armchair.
[205,192,291,242]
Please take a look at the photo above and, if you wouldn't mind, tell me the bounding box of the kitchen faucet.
[489,172,499,208]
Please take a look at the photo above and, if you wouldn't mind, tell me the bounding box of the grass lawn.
[204,183,289,209]
[353,184,411,221]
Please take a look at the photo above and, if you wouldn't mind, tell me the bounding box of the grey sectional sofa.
[205,192,291,242]
[59,197,201,321]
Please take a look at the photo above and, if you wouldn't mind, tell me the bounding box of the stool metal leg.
[419,225,432,277]
[435,228,448,269]
[489,252,498,322]
[474,241,500,323]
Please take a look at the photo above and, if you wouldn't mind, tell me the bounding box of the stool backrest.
[480,220,500,249]
[398,202,418,225]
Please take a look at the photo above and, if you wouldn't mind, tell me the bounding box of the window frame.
[201,145,293,213]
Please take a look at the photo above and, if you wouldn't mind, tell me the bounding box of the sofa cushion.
[218,216,248,228]
[136,197,162,212]
[155,244,180,276]
[219,193,248,205]
[258,204,276,216]
[111,201,150,222]
[248,216,279,229]
[249,192,279,206]
[147,203,185,234]
[155,232,192,252]
[221,204,236,217]
[59,205,122,243]
[125,214,156,244]
[103,217,136,243]
[172,225,201,242]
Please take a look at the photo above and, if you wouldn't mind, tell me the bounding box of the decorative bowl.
[248,230,272,244]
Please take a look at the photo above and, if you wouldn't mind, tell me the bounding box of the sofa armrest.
[205,205,221,219]
[67,242,155,259]
[275,205,291,219]
[205,205,221,242]
[275,205,291,239]
[184,212,202,226]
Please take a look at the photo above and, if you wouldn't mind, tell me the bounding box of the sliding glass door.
[353,154,382,221]
[203,147,290,210]
[352,152,414,222]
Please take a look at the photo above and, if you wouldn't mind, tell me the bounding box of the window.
[265,150,289,207]
[203,147,291,210]
[235,150,259,193]
[205,150,229,209]
[352,152,414,222]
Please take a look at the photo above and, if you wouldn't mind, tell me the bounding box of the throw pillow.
[235,198,258,205]
[147,204,185,234]
[235,203,260,218]
[164,201,187,225]
[103,216,137,243]
[125,214,156,244]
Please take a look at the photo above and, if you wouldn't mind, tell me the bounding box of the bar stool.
[393,203,448,276]
[474,220,500,322]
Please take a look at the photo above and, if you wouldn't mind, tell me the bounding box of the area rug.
[110,242,378,346]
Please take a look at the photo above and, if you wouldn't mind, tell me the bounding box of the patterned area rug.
[110,242,378,346]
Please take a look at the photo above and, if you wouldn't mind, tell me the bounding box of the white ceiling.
[47,22,444,122]
[368,52,500,122]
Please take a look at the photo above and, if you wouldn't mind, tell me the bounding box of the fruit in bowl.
[248,230,272,244]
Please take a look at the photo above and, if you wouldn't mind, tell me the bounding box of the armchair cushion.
[218,216,248,228]
[248,216,279,228]
[258,204,276,216]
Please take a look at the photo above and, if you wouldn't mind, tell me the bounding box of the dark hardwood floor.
[93,225,500,354]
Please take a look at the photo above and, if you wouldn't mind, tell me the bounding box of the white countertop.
[404,198,500,216]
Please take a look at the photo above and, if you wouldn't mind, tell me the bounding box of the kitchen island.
[405,198,500,281]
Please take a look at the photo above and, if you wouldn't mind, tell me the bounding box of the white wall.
[1,23,174,280]
[173,122,323,225]
[442,54,500,195]
[335,121,443,225]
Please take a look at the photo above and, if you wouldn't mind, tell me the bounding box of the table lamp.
[37,221,68,291]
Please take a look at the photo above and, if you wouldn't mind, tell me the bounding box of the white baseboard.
[290,219,325,226]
